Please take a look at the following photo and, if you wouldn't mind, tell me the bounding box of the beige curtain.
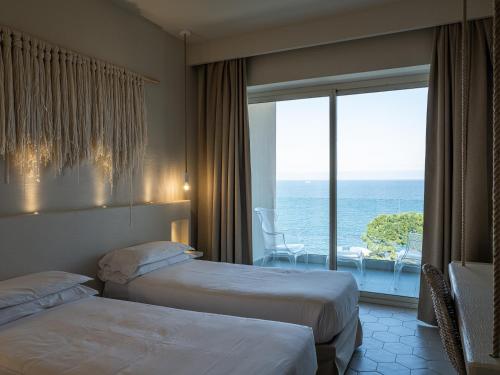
[419,19,493,323]
[196,59,252,264]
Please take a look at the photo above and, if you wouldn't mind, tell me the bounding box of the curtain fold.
[196,59,253,264]
[419,19,493,323]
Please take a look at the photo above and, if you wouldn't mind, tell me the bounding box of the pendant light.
[180,30,191,192]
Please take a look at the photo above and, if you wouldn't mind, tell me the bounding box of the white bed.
[103,259,360,344]
[0,296,317,375]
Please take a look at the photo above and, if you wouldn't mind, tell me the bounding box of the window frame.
[247,68,429,307]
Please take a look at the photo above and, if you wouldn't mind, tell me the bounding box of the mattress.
[0,296,317,375]
[104,259,359,343]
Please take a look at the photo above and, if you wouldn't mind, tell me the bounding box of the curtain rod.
[0,24,160,85]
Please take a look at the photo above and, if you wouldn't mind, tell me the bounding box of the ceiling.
[115,0,401,41]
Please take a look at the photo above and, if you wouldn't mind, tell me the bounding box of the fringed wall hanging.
[0,25,153,185]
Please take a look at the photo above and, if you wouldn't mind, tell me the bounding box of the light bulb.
[33,211,39,215]
[183,173,190,191]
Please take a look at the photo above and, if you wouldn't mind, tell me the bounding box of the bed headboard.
[0,201,190,286]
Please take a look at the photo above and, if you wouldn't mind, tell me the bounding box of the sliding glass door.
[336,88,427,298]
[249,97,330,270]
[248,80,428,301]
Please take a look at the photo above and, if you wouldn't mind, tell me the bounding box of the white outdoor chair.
[254,207,308,267]
[393,232,423,290]
[333,246,369,276]
[325,246,369,275]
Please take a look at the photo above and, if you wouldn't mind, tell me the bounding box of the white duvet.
[0,296,316,375]
[104,260,359,343]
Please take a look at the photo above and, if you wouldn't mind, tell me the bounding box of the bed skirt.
[316,308,362,375]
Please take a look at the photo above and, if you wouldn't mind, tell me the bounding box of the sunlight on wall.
[171,219,190,244]
[24,179,40,213]
[159,168,182,203]
[143,166,154,203]
[93,168,109,206]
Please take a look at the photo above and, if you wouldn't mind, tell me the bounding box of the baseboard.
[360,291,418,309]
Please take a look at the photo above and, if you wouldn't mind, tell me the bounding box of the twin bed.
[0,272,317,375]
[0,235,361,375]
[98,241,362,374]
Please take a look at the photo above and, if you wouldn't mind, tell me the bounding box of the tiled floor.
[347,303,455,375]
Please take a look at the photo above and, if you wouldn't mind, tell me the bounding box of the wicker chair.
[421,263,467,375]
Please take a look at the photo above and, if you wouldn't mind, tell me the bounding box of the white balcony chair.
[337,246,368,275]
[393,232,423,290]
[254,207,308,267]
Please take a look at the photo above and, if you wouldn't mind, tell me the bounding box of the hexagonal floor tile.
[365,349,396,363]
[396,354,429,369]
[373,331,400,343]
[388,325,415,336]
[360,337,384,350]
[383,342,413,354]
[402,320,420,329]
[363,328,374,338]
[370,309,394,318]
[413,347,448,361]
[348,356,378,372]
[377,362,411,375]
[399,335,441,348]
[360,314,379,323]
[359,305,371,314]
[392,312,417,321]
[378,317,403,326]
[364,322,390,332]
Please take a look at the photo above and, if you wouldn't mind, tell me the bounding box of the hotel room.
[0,0,498,374]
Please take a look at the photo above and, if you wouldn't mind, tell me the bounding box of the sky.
[275,87,428,180]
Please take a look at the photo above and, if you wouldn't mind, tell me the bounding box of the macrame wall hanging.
[0,25,152,186]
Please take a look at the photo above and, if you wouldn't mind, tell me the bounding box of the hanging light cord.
[184,32,188,176]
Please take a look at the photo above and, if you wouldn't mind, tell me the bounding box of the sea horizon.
[274,179,424,255]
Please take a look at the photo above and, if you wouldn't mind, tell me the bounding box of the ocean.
[276,180,424,255]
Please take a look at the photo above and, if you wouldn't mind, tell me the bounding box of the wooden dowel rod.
[0,23,160,85]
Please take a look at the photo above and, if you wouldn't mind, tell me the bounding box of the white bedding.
[104,260,359,343]
[0,296,317,375]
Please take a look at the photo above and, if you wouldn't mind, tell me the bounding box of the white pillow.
[0,285,97,326]
[98,241,194,277]
[0,271,92,309]
[98,252,194,284]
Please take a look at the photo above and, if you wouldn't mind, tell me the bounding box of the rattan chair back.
[422,263,467,375]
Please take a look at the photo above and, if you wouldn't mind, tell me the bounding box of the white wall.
[247,28,434,87]
[0,0,187,216]
[188,0,492,65]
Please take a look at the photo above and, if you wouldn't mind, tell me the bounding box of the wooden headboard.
[0,201,190,285]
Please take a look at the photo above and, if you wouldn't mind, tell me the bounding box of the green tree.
[361,212,423,260]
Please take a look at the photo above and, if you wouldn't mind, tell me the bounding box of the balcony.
[259,255,421,298]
